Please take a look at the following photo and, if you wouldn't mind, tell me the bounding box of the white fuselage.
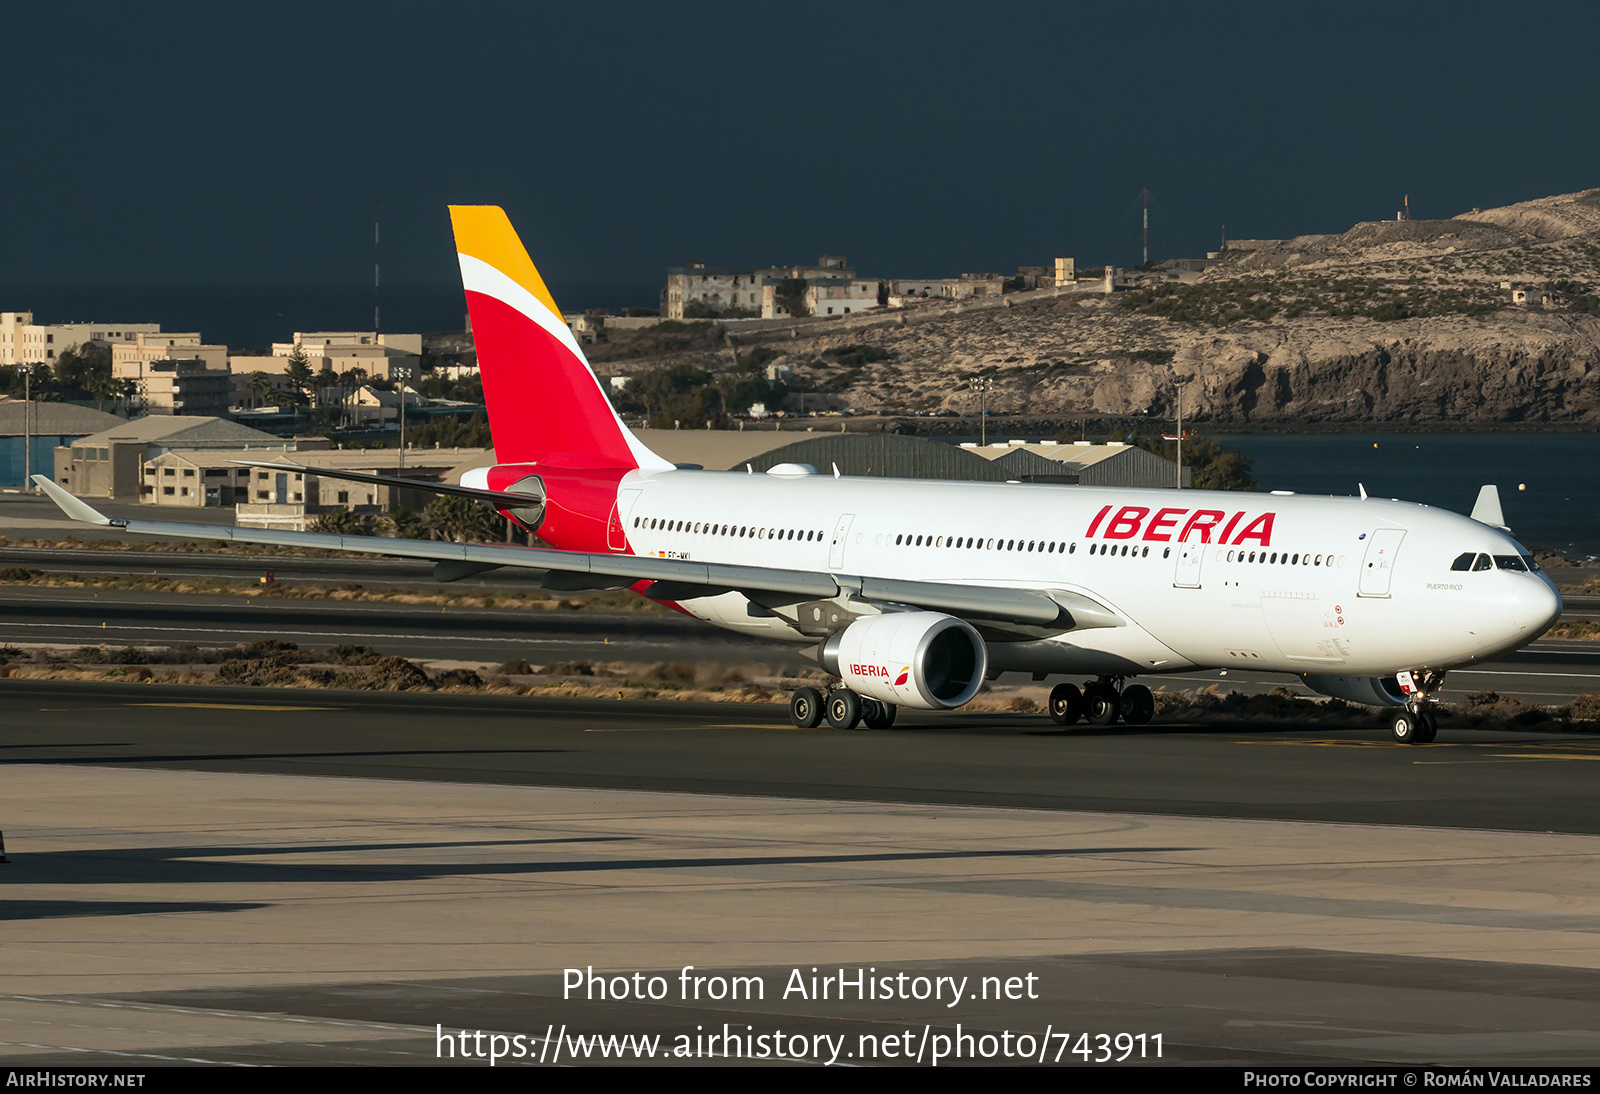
[614,469,1562,681]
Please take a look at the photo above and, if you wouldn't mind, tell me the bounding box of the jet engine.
[1299,674,1407,707]
[821,611,986,711]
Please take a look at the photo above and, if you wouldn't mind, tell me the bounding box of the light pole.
[1171,382,1184,489]
[968,376,995,446]
[19,364,32,492]
[392,364,411,469]
[1172,377,1185,489]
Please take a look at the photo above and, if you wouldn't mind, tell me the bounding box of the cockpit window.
[1472,554,1493,572]
[1450,552,1474,571]
[1521,554,1542,573]
[1494,555,1527,572]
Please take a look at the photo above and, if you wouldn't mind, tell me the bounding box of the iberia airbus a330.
[33,206,1563,743]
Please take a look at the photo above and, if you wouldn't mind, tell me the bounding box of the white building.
[795,277,880,318]
[342,383,424,426]
[886,273,1007,306]
[111,332,229,377]
[665,258,853,319]
[261,331,422,382]
[274,331,423,356]
[0,312,162,365]
[107,333,231,415]
[143,446,488,516]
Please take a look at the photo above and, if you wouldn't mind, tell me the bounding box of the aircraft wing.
[30,476,1120,632]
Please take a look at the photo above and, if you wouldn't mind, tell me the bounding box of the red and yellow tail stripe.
[448,205,670,472]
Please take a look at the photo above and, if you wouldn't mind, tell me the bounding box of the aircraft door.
[1173,531,1205,589]
[609,488,642,552]
[1358,528,1406,597]
[829,514,855,569]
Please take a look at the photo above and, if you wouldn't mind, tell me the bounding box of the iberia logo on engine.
[850,664,913,687]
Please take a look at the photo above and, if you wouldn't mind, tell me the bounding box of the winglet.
[32,475,117,526]
[1470,484,1510,531]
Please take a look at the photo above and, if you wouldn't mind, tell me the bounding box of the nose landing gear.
[1390,670,1445,744]
[1049,678,1154,727]
[1390,708,1438,744]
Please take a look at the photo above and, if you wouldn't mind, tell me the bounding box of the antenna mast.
[1175,382,1183,489]
[373,200,381,334]
[1142,187,1149,265]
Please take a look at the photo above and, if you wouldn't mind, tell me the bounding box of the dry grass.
[0,568,665,613]
[1544,620,1600,640]
[0,643,807,701]
[0,640,1593,730]
[0,534,390,557]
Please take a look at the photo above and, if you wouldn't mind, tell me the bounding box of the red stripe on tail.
[463,291,637,470]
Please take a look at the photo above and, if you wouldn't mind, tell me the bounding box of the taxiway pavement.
[5,759,1600,1066]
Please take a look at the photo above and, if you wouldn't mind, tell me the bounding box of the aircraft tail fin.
[1470,484,1510,531]
[448,205,671,472]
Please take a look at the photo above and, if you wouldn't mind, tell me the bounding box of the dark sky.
[7,1,1599,338]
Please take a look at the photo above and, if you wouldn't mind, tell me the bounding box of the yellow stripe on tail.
[448,205,563,321]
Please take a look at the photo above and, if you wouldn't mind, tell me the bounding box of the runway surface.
[4,753,1600,1067]
[5,683,1600,1066]
[4,679,1600,833]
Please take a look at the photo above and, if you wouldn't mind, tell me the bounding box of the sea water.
[1214,433,1600,558]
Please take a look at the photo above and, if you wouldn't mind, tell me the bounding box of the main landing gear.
[1049,678,1154,728]
[1389,669,1445,744]
[790,686,896,731]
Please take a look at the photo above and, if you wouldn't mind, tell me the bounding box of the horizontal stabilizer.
[231,460,541,509]
[1469,484,1510,531]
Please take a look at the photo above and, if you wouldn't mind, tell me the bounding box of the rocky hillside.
[590,188,1600,429]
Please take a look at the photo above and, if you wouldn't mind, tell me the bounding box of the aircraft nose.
[1512,576,1562,637]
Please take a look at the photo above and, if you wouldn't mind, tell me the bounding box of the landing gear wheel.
[1417,709,1438,744]
[826,689,863,731]
[1048,683,1083,726]
[1121,684,1155,726]
[1084,683,1121,726]
[1390,711,1423,744]
[790,687,824,729]
[861,698,897,729]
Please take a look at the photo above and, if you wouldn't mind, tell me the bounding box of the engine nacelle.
[1300,674,1407,707]
[821,611,986,711]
